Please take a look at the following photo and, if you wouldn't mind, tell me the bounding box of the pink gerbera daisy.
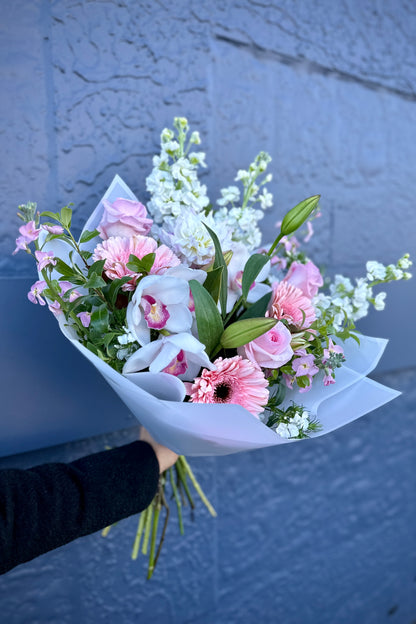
[188,355,269,418]
[268,281,316,329]
[92,235,180,290]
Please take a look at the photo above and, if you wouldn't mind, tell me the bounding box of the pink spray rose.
[238,322,293,370]
[284,260,323,298]
[97,198,153,239]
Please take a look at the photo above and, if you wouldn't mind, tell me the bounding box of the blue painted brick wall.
[0,2,415,622]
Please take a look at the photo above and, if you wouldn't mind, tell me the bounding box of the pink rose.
[238,322,293,369]
[98,198,153,239]
[284,260,323,298]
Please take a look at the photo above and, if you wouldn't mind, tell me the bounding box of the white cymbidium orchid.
[126,266,207,345]
[226,242,271,312]
[123,332,215,381]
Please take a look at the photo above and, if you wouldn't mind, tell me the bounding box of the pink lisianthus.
[292,354,319,393]
[323,338,344,363]
[188,355,269,418]
[42,224,64,235]
[284,260,323,298]
[97,198,153,240]
[92,235,180,291]
[27,280,47,305]
[238,322,293,370]
[13,220,41,254]
[282,373,295,389]
[268,281,316,329]
[59,281,81,302]
[35,250,57,271]
[292,354,319,377]
[77,311,91,328]
[48,300,62,316]
[323,369,336,386]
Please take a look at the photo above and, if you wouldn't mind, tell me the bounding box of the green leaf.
[296,375,310,389]
[203,223,228,317]
[90,304,109,334]
[126,253,156,274]
[203,266,223,304]
[240,292,272,320]
[85,274,106,289]
[79,229,99,244]
[241,254,269,300]
[40,210,61,222]
[220,317,277,349]
[54,258,76,278]
[60,206,72,229]
[189,279,223,356]
[88,259,106,277]
[86,341,107,360]
[63,275,86,286]
[104,275,132,306]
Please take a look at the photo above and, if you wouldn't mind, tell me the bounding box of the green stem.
[153,487,170,571]
[66,228,91,271]
[147,495,161,580]
[169,467,184,535]
[223,297,243,326]
[267,232,283,258]
[141,504,154,555]
[101,523,116,537]
[131,512,146,560]
[175,459,195,509]
[180,457,217,517]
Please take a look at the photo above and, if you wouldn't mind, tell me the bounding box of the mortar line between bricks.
[215,33,416,102]
[40,0,59,210]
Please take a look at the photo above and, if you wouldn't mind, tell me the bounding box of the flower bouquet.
[15,117,411,577]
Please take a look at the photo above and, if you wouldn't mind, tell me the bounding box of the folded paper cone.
[48,176,400,456]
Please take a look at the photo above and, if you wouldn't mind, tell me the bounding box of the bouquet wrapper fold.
[51,176,400,456]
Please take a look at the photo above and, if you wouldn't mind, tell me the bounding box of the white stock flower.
[217,186,240,207]
[374,292,386,311]
[259,189,273,210]
[159,212,231,267]
[398,254,412,270]
[331,275,353,294]
[214,205,263,251]
[235,169,250,183]
[146,143,210,224]
[366,260,386,281]
[388,265,404,280]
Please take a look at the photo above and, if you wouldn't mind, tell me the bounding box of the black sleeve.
[0,440,160,574]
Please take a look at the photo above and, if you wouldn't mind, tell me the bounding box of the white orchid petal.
[247,282,272,303]
[165,305,193,333]
[165,265,207,284]
[149,343,179,372]
[123,341,162,373]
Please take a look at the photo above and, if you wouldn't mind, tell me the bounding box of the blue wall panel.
[0,1,415,622]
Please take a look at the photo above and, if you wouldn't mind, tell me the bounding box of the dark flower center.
[214,382,232,402]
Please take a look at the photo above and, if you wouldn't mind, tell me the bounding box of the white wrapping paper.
[45,176,401,456]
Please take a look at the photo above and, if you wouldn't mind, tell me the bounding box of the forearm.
[0,441,160,574]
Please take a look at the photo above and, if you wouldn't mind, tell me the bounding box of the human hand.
[140,427,178,474]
